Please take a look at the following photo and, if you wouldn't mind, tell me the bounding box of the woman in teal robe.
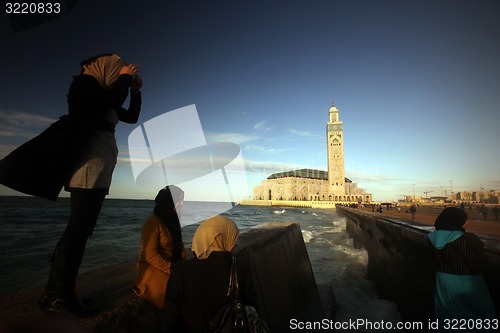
[428,207,497,332]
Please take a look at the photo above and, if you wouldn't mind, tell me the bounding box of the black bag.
[209,256,271,333]
[0,114,84,201]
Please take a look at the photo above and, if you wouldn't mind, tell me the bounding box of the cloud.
[349,173,406,184]
[0,109,55,128]
[118,131,260,167]
[0,130,21,137]
[243,158,325,178]
[253,120,273,131]
[0,109,55,139]
[205,132,260,144]
[0,144,18,158]
[243,144,288,154]
[0,109,58,157]
[287,129,323,138]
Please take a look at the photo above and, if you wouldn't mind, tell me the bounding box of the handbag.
[208,256,271,333]
[0,114,85,201]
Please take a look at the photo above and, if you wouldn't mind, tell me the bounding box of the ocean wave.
[302,230,314,243]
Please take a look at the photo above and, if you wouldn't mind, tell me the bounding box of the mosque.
[252,102,372,204]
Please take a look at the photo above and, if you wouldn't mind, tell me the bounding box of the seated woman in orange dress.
[132,185,185,309]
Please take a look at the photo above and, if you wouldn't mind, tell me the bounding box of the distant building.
[456,191,475,202]
[476,190,499,204]
[253,102,372,203]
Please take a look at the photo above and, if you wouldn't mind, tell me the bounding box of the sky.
[1,0,499,202]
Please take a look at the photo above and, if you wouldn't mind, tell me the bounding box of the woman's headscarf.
[154,185,184,263]
[80,53,125,88]
[192,215,239,260]
[434,207,468,232]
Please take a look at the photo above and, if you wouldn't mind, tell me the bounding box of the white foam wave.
[302,230,314,243]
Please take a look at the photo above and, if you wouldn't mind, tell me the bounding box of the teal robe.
[428,230,497,332]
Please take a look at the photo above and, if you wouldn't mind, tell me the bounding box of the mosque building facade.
[252,103,372,204]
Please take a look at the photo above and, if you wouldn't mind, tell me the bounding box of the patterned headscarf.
[434,207,468,232]
[80,53,125,88]
[192,215,239,260]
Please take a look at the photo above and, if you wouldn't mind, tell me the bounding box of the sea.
[0,196,400,326]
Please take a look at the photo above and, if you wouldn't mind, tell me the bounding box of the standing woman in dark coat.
[38,53,142,317]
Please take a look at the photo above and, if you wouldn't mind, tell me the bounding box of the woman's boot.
[38,242,99,317]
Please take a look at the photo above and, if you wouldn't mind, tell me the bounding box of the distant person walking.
[409,204,416,220]
[492,206,500,221]
[427,207,496,331]
[37,53,142,317]
[480,204,489,220]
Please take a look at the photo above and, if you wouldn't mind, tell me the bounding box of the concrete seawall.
[1,222,328,332]
[336,206,500,322]
[235,222,327,331]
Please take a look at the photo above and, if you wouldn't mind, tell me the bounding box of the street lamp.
[449,180,453,203]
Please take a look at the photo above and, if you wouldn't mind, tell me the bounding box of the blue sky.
[1,0,499,202]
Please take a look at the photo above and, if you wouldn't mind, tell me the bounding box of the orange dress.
[132,214,185,309]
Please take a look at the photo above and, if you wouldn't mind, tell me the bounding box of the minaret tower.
[326,102,346,197]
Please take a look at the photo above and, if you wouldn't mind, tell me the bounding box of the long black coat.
[0,74,140,200]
